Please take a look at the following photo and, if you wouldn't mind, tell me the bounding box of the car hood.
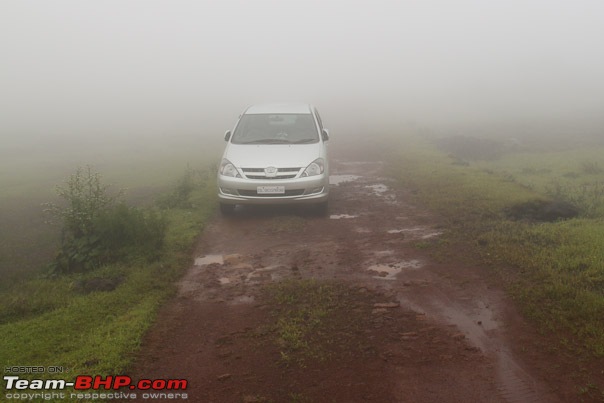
[223,143,325,168]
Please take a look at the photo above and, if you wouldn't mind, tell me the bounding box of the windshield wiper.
[292,139,318,144]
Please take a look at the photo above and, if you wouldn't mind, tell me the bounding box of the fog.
[2,0,604,147]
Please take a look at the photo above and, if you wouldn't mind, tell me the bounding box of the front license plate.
[257,186,285,194]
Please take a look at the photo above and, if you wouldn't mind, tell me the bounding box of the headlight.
[219,159,240,178]
[302,158,325,177]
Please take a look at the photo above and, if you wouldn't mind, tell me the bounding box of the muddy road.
[131,150,568,402]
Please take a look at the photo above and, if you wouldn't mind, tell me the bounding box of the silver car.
[217,103,330,214]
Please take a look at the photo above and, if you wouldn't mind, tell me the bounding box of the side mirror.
[321,128,330,141]
[224,130,232,142]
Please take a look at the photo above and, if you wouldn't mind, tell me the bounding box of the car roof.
[244,103,313,115]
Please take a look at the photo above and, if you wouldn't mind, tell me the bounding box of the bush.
[44,165,121,238]
[45,166,166,274]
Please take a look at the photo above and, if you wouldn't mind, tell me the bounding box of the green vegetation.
[264,279,371,367]
[474,148,604,218]
[0,163,217,385]
[43,165,167,274]
[388,133,604,364]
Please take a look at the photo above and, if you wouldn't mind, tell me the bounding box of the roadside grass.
[474,148,604,217]
[388,133,604,394]
[0,166,217,385]
[263,279,372,368]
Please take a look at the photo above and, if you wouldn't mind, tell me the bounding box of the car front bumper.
[217,174,329,205]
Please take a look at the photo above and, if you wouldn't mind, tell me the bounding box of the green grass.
[387,132,604,394]
[474,148,604,217]
[267,279,339,366]
[264,279,371,367]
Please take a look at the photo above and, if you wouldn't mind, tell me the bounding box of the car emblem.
[265,167,278,178]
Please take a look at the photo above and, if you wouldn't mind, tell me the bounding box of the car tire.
[220,203,235,215]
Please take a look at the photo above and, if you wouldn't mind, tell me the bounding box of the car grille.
[241,167,301,180]
[237,189,305,197]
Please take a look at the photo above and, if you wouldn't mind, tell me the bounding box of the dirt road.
[131,149,567,402]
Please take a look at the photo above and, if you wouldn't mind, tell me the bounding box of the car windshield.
[231,113,319,144]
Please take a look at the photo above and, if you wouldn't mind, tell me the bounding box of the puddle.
[433,300,498,351]
[391,227,422,233]
[329,175,361,185]
[421,231,443,239]
[387,227,443,239]
[195,254,224,266]
[367,260,423,280]
[330,214,358,220]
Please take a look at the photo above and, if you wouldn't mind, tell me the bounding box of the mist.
[2,0,603,150]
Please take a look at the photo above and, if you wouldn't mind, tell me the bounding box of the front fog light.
[302,158,324,177]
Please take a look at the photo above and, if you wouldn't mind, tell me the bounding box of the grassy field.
[387,132,604,397]
[0,135,221,391]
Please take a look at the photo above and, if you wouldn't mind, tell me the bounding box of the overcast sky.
[1,0,603,141]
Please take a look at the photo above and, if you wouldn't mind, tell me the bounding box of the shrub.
[44,165,121,238]
[44,166,166,274]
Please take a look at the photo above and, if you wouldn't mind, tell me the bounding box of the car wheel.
[220,203,235,215]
